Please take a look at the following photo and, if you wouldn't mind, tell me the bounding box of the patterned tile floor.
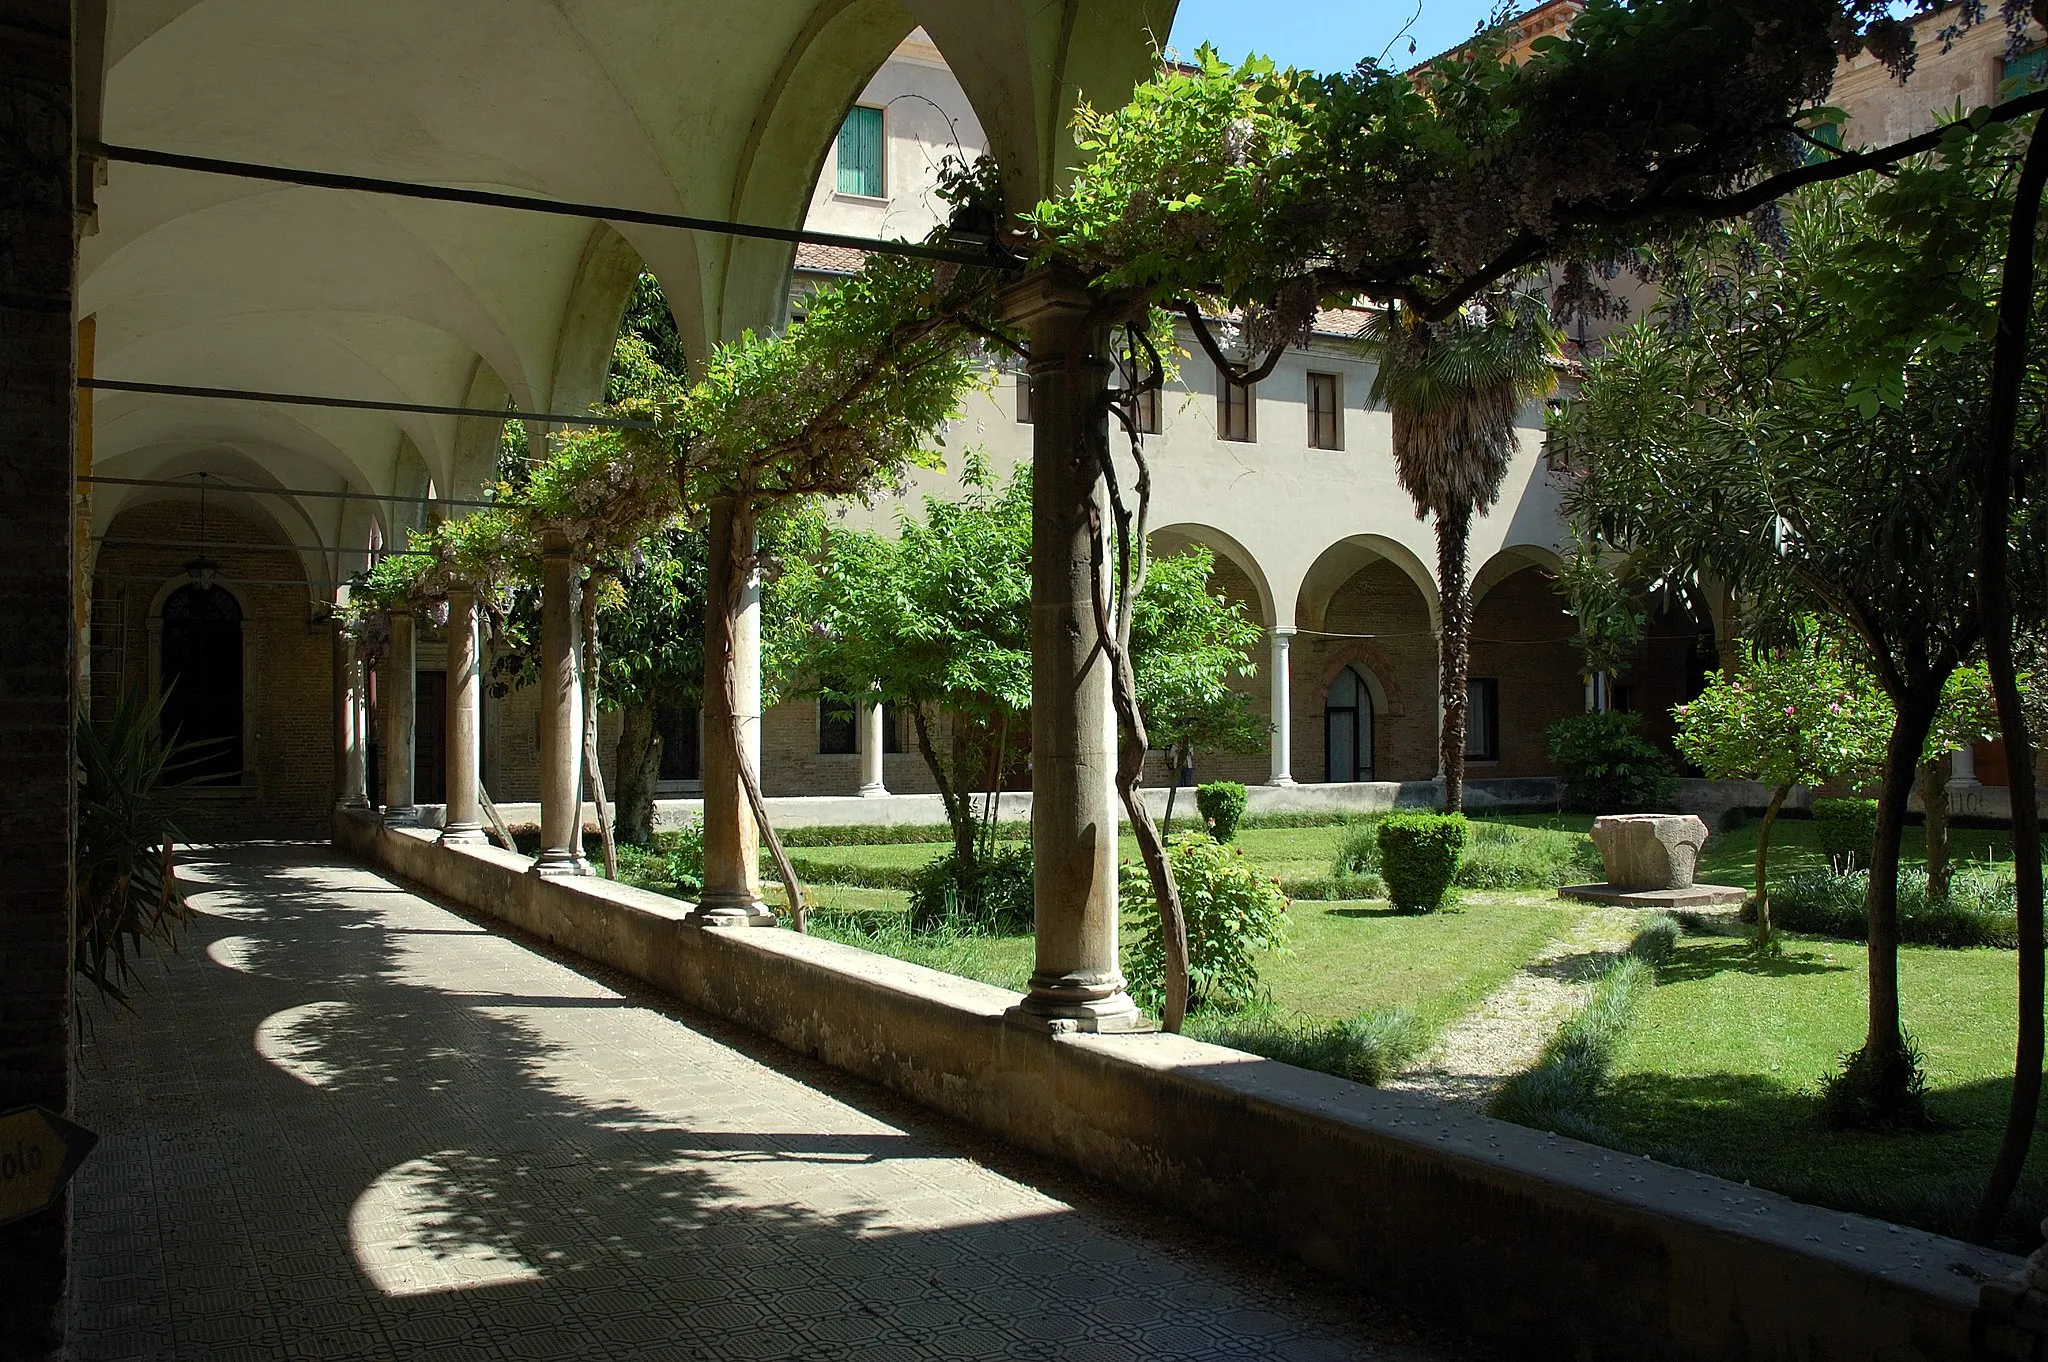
[69,844,1484,1362]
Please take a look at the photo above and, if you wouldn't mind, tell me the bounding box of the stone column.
[694,499,773,923]
[1951,745,1982,792]
[859,695,888,797]
[533,533,589,875]
[1006,269,1141,1033]
[381,607,418,823]
[0,7,79,1352]
[339,637,369,807]
[440,588,486,844]
[1269,626,1295,786]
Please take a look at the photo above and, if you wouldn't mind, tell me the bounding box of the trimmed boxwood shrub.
[1377,812,1467,913]
[1547,711,1679,813]
[1811,797,1878,870]
[1195,781,1249,843]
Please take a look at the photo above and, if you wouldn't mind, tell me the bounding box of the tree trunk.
[1162,739,1192,836]
[1860,691,1941,1123]
[911,704,978,910]
[1968,110,2048,1246]
[1918,756,1952,902]
[1436,502,1475,812]
[1753,782,1791,948]
[615,703,662,847]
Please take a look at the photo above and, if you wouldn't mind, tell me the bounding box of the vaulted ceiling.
[80,0,1174,591]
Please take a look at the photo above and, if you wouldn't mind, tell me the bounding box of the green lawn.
[622,814,2047,1244]
[1261,893,1580,1031]
[1597,930,2048,1243]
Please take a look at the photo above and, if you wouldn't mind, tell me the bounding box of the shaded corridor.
[68,845,1478,1361]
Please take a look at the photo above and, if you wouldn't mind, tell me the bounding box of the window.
[835,106,884,198]
[1799,121,1843,166]
[1015,371,1033,424]
[2005,46,2048,93]
[1110,375,1160,434]
[1307,372,1341,449]
[1134,383,1161,434]
[1324,665,1374,782]
[819,692,857,755]
[1466,678,1500,762]
[1218,367,1256,442]
[882,701,906,753]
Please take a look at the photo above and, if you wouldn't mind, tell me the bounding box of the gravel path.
[1386,900,1640,1109]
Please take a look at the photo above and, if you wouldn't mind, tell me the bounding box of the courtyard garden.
[605,807,2048,1246]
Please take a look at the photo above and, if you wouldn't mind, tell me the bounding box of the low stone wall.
[335,807,2021,1361]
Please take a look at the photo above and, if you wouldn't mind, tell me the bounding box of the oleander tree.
[1551,149,2048,1142]
[1674,643,1890,945]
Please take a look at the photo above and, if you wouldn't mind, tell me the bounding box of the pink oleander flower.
[1784,706,1796,716]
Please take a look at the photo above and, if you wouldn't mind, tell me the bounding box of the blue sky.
[1161,0,1519,73]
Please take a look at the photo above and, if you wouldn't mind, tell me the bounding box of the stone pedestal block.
[1591,813,1708,891]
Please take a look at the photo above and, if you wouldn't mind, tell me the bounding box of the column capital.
[1272,625,1296,639]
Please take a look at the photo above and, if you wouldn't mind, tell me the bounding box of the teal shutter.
[836,106,883,197]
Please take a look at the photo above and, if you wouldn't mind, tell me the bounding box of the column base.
[858,782,889,799]
[687,894,779,928]
[382,805,422,827]
[1005,996,1152,1035]
[1268,775,1295,787]
[530,848,591,877]
[1008,969,1150,1034]
[1949,778,1983,794]
[439,822,488,847]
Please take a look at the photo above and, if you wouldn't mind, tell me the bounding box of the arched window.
[1324,665,1374,783]
[160,583,244,785]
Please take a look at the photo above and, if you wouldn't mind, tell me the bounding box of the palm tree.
[1368,287,1563,811]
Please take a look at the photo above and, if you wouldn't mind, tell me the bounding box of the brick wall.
[0,6,77,1353]
[93,502,336,837]
[1469,565,1583,778]
[1304,559,1439,782]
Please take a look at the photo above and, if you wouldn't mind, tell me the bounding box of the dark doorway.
[415,671,446,804]
[160,583,243,785]
[656,704,700,782]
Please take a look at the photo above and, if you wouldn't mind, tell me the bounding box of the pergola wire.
[93,534,431,558]
[79,474,520,510]
[87,140,1009,268]
[79,377,656,430]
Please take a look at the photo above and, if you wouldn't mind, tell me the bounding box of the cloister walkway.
[68,844,1479,1362]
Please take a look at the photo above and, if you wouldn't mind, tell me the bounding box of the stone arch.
[1471,543,1564,609]
[1467,550,1581,776]
[1295,533,1440,634]
[1149,522,1276,627]
[1289,536,1440,784]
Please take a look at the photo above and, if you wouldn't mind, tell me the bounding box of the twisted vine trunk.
[1969,110,2048,1245]
[711,501,807,931]
[579,578,618,882]
[1437,503,1474,812]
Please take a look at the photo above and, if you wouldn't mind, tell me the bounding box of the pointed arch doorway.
[1325,665,1375,783]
